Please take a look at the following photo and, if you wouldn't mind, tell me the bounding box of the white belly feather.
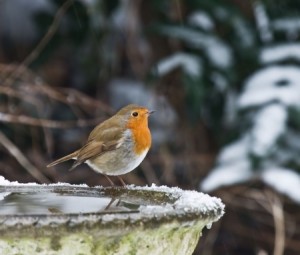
[86,149,148,176]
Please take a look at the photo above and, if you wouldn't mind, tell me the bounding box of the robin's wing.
[70,126,125,170]
[88,115,123,141]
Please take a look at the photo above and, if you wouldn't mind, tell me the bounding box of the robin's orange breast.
[126,111,152,155]
[130,126,151,155]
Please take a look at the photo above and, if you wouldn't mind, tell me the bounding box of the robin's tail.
[47,150,79,168]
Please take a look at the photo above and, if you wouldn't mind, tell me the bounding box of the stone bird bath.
[0,177,224,255]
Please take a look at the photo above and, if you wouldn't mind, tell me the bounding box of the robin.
[47,104,154,186]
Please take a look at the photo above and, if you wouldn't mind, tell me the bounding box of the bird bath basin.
[0,178,224,255]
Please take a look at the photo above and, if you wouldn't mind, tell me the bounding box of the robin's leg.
[117,176,126,186]
[104,174,115,186]
[116,176,126,206]
[105,198,116,210]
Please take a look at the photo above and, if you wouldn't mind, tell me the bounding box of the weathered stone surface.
[0,183,225,255]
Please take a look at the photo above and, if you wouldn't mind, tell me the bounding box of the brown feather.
[47,150,79,168]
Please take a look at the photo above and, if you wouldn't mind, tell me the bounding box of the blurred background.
[0,0,300,254]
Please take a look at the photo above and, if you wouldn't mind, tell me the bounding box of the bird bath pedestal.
[0,179,224,255]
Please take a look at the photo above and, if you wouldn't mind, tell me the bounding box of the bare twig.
[233,188,286,255]
[174,0,183,24]
[1,62,113,115]
[266,191,285,255]
[0,112,104,129]
[0,130,50,183]
[60,88,114,113]
[1,0,74,85]
[0,86,40,105]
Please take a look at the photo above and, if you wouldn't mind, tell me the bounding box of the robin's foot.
[104,175,115,186]
[105,198,117,210]
[117,176,126,186]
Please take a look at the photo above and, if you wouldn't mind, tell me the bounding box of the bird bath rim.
[0,183,224,231]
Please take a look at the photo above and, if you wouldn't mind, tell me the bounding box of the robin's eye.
[132,111,139,117]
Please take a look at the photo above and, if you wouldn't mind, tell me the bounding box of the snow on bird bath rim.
[0,176,225,228]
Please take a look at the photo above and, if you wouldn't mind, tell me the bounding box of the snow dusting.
[0,176,88,188]
[0,176,15,185]
[127,184,225,219]
[0,177,225,227]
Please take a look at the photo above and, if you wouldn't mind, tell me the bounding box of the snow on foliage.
[250,104,287,156]
[253,1,273,42]
[188,11,215,31]
[273,17,300,38]
[232,17,255,48]
[201,160,252,192]
[152,1,300,204]
[261,168,300,203]
[260,44,300,63]
[201,48,300,202]
[155,53,202,77]
[159,26,233,69]
[238,66,300,108]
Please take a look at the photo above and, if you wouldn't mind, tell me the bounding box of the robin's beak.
[147,110,155,115]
